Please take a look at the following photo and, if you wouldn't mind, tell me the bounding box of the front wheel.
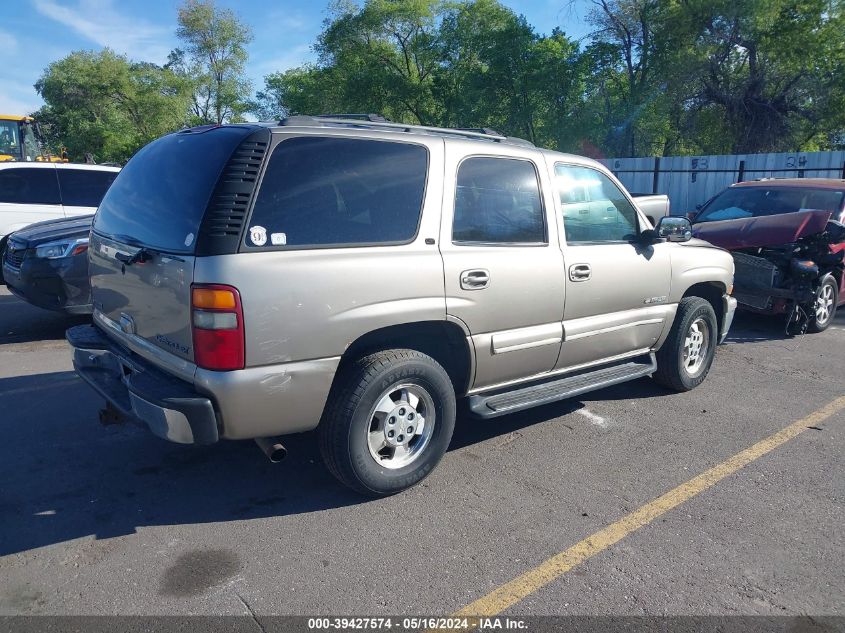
[808,275,838,333]
[319,349,456,496]
[653,297,718,392]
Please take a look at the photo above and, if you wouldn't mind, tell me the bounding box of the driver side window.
[555,164,639,244]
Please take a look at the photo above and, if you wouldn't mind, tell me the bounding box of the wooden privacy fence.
[599,151,845,214]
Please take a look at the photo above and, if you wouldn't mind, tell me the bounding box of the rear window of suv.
[93,127,251,253]
[245,136,428,249]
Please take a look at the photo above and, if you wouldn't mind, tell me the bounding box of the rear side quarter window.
[245,136,429,249]
[0,167,60,205]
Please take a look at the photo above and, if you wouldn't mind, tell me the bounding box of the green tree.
[251,66,348,120]
[582,0,684,157]
[438,0,541,140]
[252,0,588,148]
[683,0,845,153]
[34,49,192,163]
[438,1,586,146]
[584,0,845,156]
[253,0,446,124]
[175,0,253,124]
[254,0,845,157]
[317,0,445,124]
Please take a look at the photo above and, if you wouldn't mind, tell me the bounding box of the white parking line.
[575,407,608,428]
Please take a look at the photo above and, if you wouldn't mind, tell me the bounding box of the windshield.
[695,186,845,223]
[21,122,39,161]
[0,120,22,160]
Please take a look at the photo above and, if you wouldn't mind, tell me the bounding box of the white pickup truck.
[630,193,671,226]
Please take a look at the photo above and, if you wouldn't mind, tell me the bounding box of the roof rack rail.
[277,114,535,148]
[279,115,320,127]
[457,127,503,136]
[314,113,389,122]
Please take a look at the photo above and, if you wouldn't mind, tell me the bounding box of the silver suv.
[67,116,736,496]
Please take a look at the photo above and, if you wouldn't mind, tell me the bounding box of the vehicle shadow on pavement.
[723,311,793,345]
[450,377,670,450]
[0,370,363,557]
[0,293,88,345]
[0,369,672,557]
[725,308,845,344]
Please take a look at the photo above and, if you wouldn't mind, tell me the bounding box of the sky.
[0,0,595,116]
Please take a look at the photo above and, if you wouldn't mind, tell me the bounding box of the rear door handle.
[569,263,592,282]
[460,269,490,290]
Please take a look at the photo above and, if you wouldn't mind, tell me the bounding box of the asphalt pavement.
[0,286,842,617]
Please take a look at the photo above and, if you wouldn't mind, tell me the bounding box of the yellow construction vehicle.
[0,115,67,162]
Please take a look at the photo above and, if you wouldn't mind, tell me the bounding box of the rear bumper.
[67,324,219,444]
[720,295,737,344]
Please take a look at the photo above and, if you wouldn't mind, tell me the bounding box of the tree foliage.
[255,0,590,151]
[256,0,845,157]
[687,0,845,153]
[34,50,192,163]
[33,0,253,162]
[583,0,845,155]
[30,0,845,162]
[175,0,253,124]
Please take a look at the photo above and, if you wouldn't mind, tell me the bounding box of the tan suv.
[67,116,736,495]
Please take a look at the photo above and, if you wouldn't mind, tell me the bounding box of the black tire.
[807,275,838,333]
[319,349,456,496]
[653,297,718,392]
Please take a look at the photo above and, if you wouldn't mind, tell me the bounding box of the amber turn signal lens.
[192,288,237,309]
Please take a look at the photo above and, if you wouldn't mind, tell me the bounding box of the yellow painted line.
[456,395,845,617]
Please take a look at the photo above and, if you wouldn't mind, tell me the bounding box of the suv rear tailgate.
[90,234,196,365]
[88,124,269,370]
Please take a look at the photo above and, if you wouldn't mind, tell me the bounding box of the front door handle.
[460,269,490,290]
[569,263,592,282]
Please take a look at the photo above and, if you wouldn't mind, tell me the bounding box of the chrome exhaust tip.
[255,437,287,463]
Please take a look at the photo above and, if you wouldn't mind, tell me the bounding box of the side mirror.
[656,216,692,243]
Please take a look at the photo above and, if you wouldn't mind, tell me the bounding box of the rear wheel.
[653,297,718,392]
[319,349,456,496]
[808,275,838,333]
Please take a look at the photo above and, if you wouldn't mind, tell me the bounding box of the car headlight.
[34,238,89,259]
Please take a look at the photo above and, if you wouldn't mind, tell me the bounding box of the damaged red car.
[690,179,845,335]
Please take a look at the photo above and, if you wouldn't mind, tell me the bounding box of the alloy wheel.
[682,317,710,376]
[366,383,436,469]
[816,282,835,326]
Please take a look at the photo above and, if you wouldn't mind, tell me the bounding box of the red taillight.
[191,284,244,370]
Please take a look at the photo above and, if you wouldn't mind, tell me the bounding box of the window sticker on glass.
[271,232,287,245]
[249,225,267,246]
